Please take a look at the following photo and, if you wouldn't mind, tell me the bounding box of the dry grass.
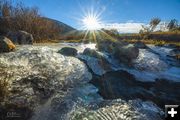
[34,39,60,43]
[122,39,180,47]
[0,69,9,102]
[62,39,83,43]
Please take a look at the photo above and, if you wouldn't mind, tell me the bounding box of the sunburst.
[80,8,104,42]
[82,12,101,30]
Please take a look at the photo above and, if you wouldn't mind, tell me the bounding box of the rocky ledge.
[0,40,179,120]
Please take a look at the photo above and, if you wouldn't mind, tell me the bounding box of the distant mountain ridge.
[44,18,76,34]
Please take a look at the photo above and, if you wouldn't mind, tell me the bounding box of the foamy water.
[0,43,177,120]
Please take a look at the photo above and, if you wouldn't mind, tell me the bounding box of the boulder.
[91,70,180,109]
[114,44,139,64]
[78,48,112,75]
[0,36,15,53]
[7,31,33,45]
[0,46,92,119]
[83,48,105,59]
[96,39,139,64]
[134,41,148,49]
[96,39,127,53]
[58,47,78,56]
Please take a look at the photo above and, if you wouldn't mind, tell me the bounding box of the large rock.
[114,44,139,64]
[96,39,127,52]
[7,31,33,44]
[0,36,15,52]
[78,48,112,75]
[58,47,78,56]
[96,39,139,64]
[83,48,103,59]
[0,46,92,119]
[134,41,148,49]
[91,70,180,109]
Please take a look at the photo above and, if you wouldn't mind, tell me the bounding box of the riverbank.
[0,42,179,120]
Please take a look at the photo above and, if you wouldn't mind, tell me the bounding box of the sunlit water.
[103,45,180,82]
[0,43,178,119]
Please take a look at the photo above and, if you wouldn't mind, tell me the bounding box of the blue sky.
[21,0,180,32]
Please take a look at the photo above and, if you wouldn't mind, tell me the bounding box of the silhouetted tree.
[167,19,178,31]
[149,18,161,32]
[139,18,161,39]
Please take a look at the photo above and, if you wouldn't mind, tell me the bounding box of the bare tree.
[0,0,61,41]
[167,19,178,31]
[149,18,161,32]
[139,18,161,39]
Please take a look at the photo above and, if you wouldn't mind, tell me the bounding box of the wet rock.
[6,75,55,111]
[0,36,15,52]
[91,70,180,109]
[96,39,127,53]
[96,39,139,64]
[7,31,34,45]
[78,48,112,75]
[91,70,149,100]
[58,47,77,56]
[70,99,164,120]
[134,41,148,49]
[113,44,139,64]
[31,83,103,120]
[0,46,92,119]
[83,48,103,59]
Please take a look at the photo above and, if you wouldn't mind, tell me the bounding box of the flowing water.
[0,43,179,120]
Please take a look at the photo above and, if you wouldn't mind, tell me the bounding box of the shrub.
[0,0,61,42]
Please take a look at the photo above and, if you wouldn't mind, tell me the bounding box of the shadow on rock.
[90,70,180,109]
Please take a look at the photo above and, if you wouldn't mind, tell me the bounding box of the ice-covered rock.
[96,39,139,64]
[31,83,103,120]
[0,43,179,120]
[0,46,92,118]
[70,99,163,120]
[133,49,168,71]
[58,47,78,56]
[134,41,148,49]
[78,48,112,75]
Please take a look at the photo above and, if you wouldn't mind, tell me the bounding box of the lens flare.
[82,14,101,30]
[81,7,103,31]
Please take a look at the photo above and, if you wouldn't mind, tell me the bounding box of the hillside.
[44,18,76,34]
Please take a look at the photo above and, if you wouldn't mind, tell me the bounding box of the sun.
[82,13,101,30]
[79,7,106,42]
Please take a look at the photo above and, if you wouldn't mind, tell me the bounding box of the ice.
[0,46,92,87]
[133,49,168,71]
[148,45,172,57]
